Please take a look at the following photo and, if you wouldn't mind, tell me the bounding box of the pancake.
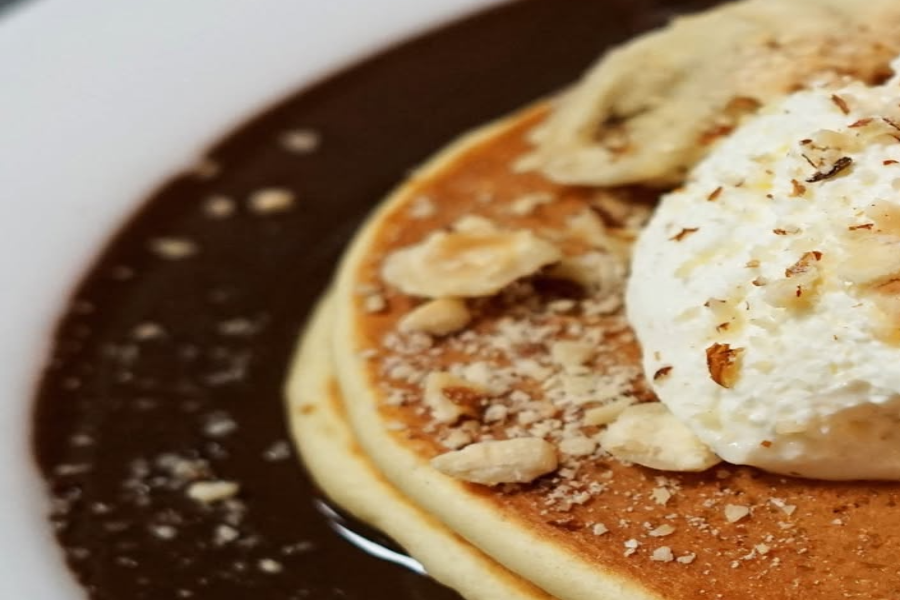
[285,295,555,600]
[317,102,900,600]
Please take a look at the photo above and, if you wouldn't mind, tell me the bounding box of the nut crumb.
[442,428,473,450]
[150,524,177,540]
[186,481,239,504]
[263,440,292,462]
[279,128,320,154]
[550,340,594,371]
[651,487,673,506]
[248,188,296,214]
[423,372,484,424]
[706,343,744,388]
[408,196,437,219]
[583,397,637,427]
[132,322,165,340]
[651,546,675,562]
[724,504,750,523]
[670,227,699,242]
[509,192,555,216]
[830,93,850,115]
[150,237,198,260]
[649,524,676,537]
[204,195,236,219]
[363,293,387,314]
[558,436,597,457]
[769,498,797,516]
[214,524,240,545]
[258,558,283,574]
[652,366,673,381]
[399,298,471,335]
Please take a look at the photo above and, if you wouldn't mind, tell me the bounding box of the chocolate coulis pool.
[32,1,716,598]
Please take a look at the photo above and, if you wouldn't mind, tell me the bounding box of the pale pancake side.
[285,296,556,600]
[330,106,663,600]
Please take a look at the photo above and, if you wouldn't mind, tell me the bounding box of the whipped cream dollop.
[627,58,900,480]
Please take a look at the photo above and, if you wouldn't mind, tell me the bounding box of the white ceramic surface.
[0,0,501,596]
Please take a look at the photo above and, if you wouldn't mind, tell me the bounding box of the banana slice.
[528,0,900,187]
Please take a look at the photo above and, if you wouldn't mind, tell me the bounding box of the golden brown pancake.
[286,295,556,600]
[318,103,900,600]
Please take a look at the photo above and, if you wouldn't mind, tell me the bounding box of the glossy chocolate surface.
[33,1,715,597]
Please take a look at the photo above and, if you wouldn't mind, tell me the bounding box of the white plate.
[0,0,501,596]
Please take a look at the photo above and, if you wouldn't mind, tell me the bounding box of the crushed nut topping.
[399,298,471,336]
[150,237,198,260]
[670,227,699,242]
[186,480,239,504]
[423,372,485,424]
[509,192,555,216]
[599,403,720,472]
[650,546,675,562]
[764,251,823,309]
[583,397,637,427]
[724,504,751,523]
[550,340,594,371]
[430,438,558,485]
[382,225,561,297]
[789,179,807,197]
[279,128,320,154]
[706,343,744,388]
[248,188,296,214]
[785,251,822,278]
[830,94,850,115]
[652,366,673,381]
[805,156,852,183]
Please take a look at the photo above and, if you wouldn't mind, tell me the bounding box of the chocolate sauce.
[33,1,717,598]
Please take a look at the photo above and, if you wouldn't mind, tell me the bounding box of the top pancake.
[325,103,900,600]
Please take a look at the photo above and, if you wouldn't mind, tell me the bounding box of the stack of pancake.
[286,1,900,598]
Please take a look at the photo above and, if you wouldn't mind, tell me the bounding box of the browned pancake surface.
[347,107,900,600]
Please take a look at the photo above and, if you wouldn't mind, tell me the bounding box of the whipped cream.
[627,59,900,480]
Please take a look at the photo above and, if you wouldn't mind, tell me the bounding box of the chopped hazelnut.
[706,343,744,388]
[724,504,750,523]
[431,438,558,485]
[382,227,561,298]
[186,480,239,504]
[423,372,485,424]
[650,546,675,562]
[599,403,720,472]
[399,298,471,336]
[550,340,594,371]
[583,397,637,426]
